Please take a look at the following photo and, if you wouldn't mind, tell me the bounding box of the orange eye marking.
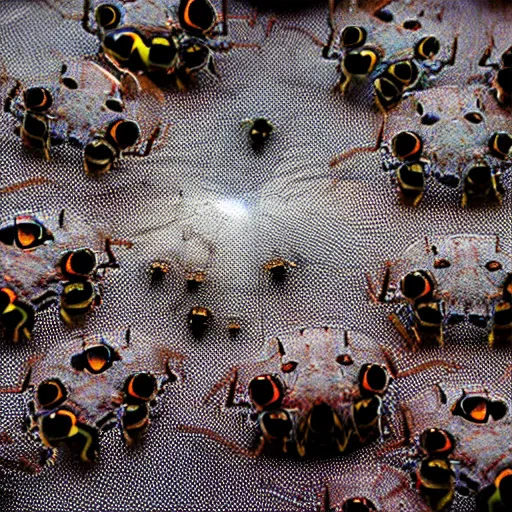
[65,255,75,275]
[496,468,512,487]
[184,0,202,31]
[362,368,373,392]
[17,227,36,247]
[109,120,123,143]
[470,400,488,421]
[1,287,17,304]
[57,409,77,426]
[127,377,138,399]
[87,352,107,372]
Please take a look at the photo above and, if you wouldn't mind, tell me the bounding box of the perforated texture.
[0,1,511,511]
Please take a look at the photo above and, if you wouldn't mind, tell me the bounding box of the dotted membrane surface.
[0,1,511,511]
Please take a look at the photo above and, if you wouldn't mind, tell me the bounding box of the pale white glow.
[216,198,248,218]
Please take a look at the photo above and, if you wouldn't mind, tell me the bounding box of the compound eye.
[495,469,512,505]
[400,271,433,301]
[260,410,293,439]
[359,364,389,395]
[15,218,53,250]
[392,131,422,161]
[95,4,122,29]
[104,31,138,60]
[83,345,116,374]
[420,428,455,456]
[178,0,217,35]
[125,372,158,402]
[489,132,512,159]
[248,375,283,410]
[41,409,78,441]
[388,60,418,86]
[342,498,378,512]
[452,396,490,423]
[109,120,140,149]
[340,26,367,48]
[24,87,53,112]
[415,36,440,60]
[36,379,68,409]
[62,248,96,278]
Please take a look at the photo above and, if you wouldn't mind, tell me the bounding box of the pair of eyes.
[415,102,484,125]
[433,259,502,271]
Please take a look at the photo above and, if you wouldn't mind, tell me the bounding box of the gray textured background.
[1,0,511,510]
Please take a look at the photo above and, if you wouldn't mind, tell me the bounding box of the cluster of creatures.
[1,1,511,511]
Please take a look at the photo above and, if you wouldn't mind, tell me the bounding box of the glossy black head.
[387,60,419,88]
[36,379,68,409]
[374,76,402,110]
[24,87,53,113]
[340,26,367,48]
[61,281,96,311]
[249,118,273,147]
[397,163,425,194]
[343,49,379,76]
[308,402,337,435]
[420,428,455,456]
[179,39,210,71]
[84,138,117,175]
[95,3,123,30]
[71,343,120,374]
[260,410,293,440]
[358,364,390,396]
[178,0,217,36]
[248,374,284,411]
[60,248,96,279]
[392,131,423,161]
[415,36,441,60]
[124,372,158,403]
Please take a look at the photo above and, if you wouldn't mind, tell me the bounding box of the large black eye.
[403,20,421,30]
[105,98,124,112]
[359,364,389,396]
[374,8,393,22]
[415,36,440,60]
[24,87,53,112]
[85,139,115,162]
[61,248,96,278]
[496,469,512,505]
[388,60,418,86]
[392,131,423,161]
[40,410,77,441]
[248,375,283,410]
[14,218,53,250]
[340,26,367,48]
[452,396,491,423]
[260,410,292,439]
[489,132,512,158]
[400,271,433,301]
[420,428,455,456]
[110,120,140,149]
[178,0,217,35]
[36,379,68,409]
[125,372,157,402]
[72,344,118,375]
[421,112,440,125]
[342,498,378,512]
[95,4,122,29]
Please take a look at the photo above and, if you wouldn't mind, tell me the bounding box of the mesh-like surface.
[1,0,511,511]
